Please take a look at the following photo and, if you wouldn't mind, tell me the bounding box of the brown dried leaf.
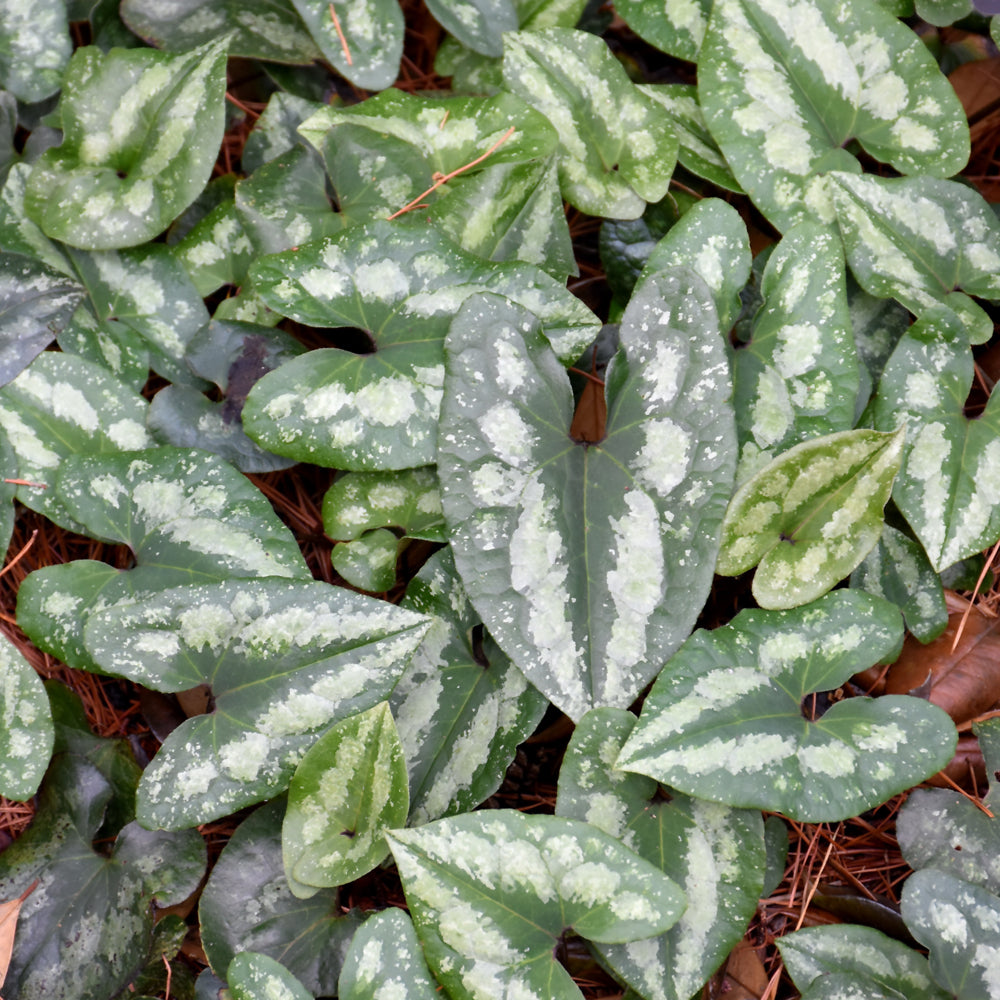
[569,377,606,444]
[949,56,1000,125]
[924,731,987,791]
[0,880,37,994]
[706,939,768,1000]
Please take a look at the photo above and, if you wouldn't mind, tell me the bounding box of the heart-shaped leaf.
[227,952,312,1000]
[0,0,71,102]
[831,172,1000,344]
[556,708,765,1000]
[902,870,1000,1000]
[292,0,403,90]
[323,467,445,542]
[393,547,547,824]
[282,702,408,896]
[502,28,678,219]
[438,276,735,721]
[699,0,969,230]
[874,305,1000,571]
[615,0,710,62]
[0,632,53,802]
[200,798,361,997]
[731,222,858,484]
[338,909,439,1000]
[618,590,956,821]
[387,810,686,1000]
[717,427,905,609]
[426,0,517,55]
[243,220,598,471]
[25,37,229,250]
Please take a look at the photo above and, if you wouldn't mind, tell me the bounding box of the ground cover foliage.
[1,0,1000,998]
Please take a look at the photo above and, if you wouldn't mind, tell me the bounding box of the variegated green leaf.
[849,280,912,407]
[331,529,400,592]
[615,0,710,63]
[227,953,312,1000]
[699,0,969,230]
[618,590,956,821]
[439,278,734,721]
[242,220,599,471]
[83,577,431,828]
[717,427,905,609]
[426,0,518,55]
[324,467,445,542]
[393,548,547,824]
[120,0,322,64]
[502,28,678,219]
[831,172,1000,344]
[25,37,229,250]
[0,631,53,801]
[874,305,1000,572]
[387,810,686,1000]
[731,222,858,484]
[338,909,439,1000]
[902,871,1000,1000]
[242,93,324,175]
[0,164,74,276]
[0,0,71,102]
[850,525,948,643]
[172,199,254,296]
[556,708,765,1000]
[779,925,950,1000]
[283,702,408,895]
[57,306,150,391]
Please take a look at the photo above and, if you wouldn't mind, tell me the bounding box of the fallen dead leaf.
[949,56,1000,125]
[0,880,37,996]
[706,938,769,1000]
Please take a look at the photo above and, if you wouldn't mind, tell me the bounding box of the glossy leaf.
[0,632,53,802]
[83,577,430,828]
[699,0,969,230]
[200,798,361,996]
[393,547,547,824]
[426,0,517,55]
[902,870,1000,1000]
[502,28,678,218]
[731,223,858,485]
[338,909,439,1000]
[717,427,905,609]
[0,0,71,102]
[556,708,765,1000]
[331,529,400,592]
[25,38,229,250]
[323,467,445,542]
[439,276,735,721]
[618,590,956,821]
[831,172,1000,344]
[243,220,598,471]
[874,305,1000,571]
[615,0,710,62]
[227,952,312,1000]
[387,810,686,1000]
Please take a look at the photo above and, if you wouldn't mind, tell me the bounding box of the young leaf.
[24,37,229,250]
[0,632,53,802]
[393,547,547,824]
[617,590,956,822]
[227,952,313,1000]
[556,708,765,1000]
[0,0,71,102]
[831,172,1000,344]
[698,0,969,230]
[338,909,439,1000]
[282,702,408,896]
[874,305,1000,572]
[438,276,735,721]
[200,798,361,997]
[387,810,686,1000]
[332,529,400,592]
[83,577,430,828]
[243,220,598,471]
[716,427,905,609]
[502,28,679,219]
[902,870,1000,1000]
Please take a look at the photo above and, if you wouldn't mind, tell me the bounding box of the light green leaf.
[387,810,686,1000]
[556,708,765,1000]
[502,28,679,219]
[283,701,408,895]
[293,0,403,90]
[0,0,71,102]
[831,172,1000,345]
[779,925,949,1000]
[332,531,399,590]
[615,0,709,62]
[874,305,1000,572]
[0,164,75,274]
[120,0,322,64]
[0,632,53,801]
[227,953,313,1000]
[426,0,518,55]
[243,220,598,471]
[338,909,439,1000]
[618,591,956,821]
[850,525,948,644]
[717,427,905,609]
[439,278,735,721]
[902,871,1000,1000]
[699,0,969,230]
[916,0,973,24]
[200,798,361,997]
[731,222,858,484]
[172,199,254,296]
[25,37,229,250]
[84,577,430,828]
[323,467,445,542]
[393,547,547,824]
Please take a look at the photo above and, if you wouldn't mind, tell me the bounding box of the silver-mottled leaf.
[0,632,53,801]
[338,909,439,1000]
